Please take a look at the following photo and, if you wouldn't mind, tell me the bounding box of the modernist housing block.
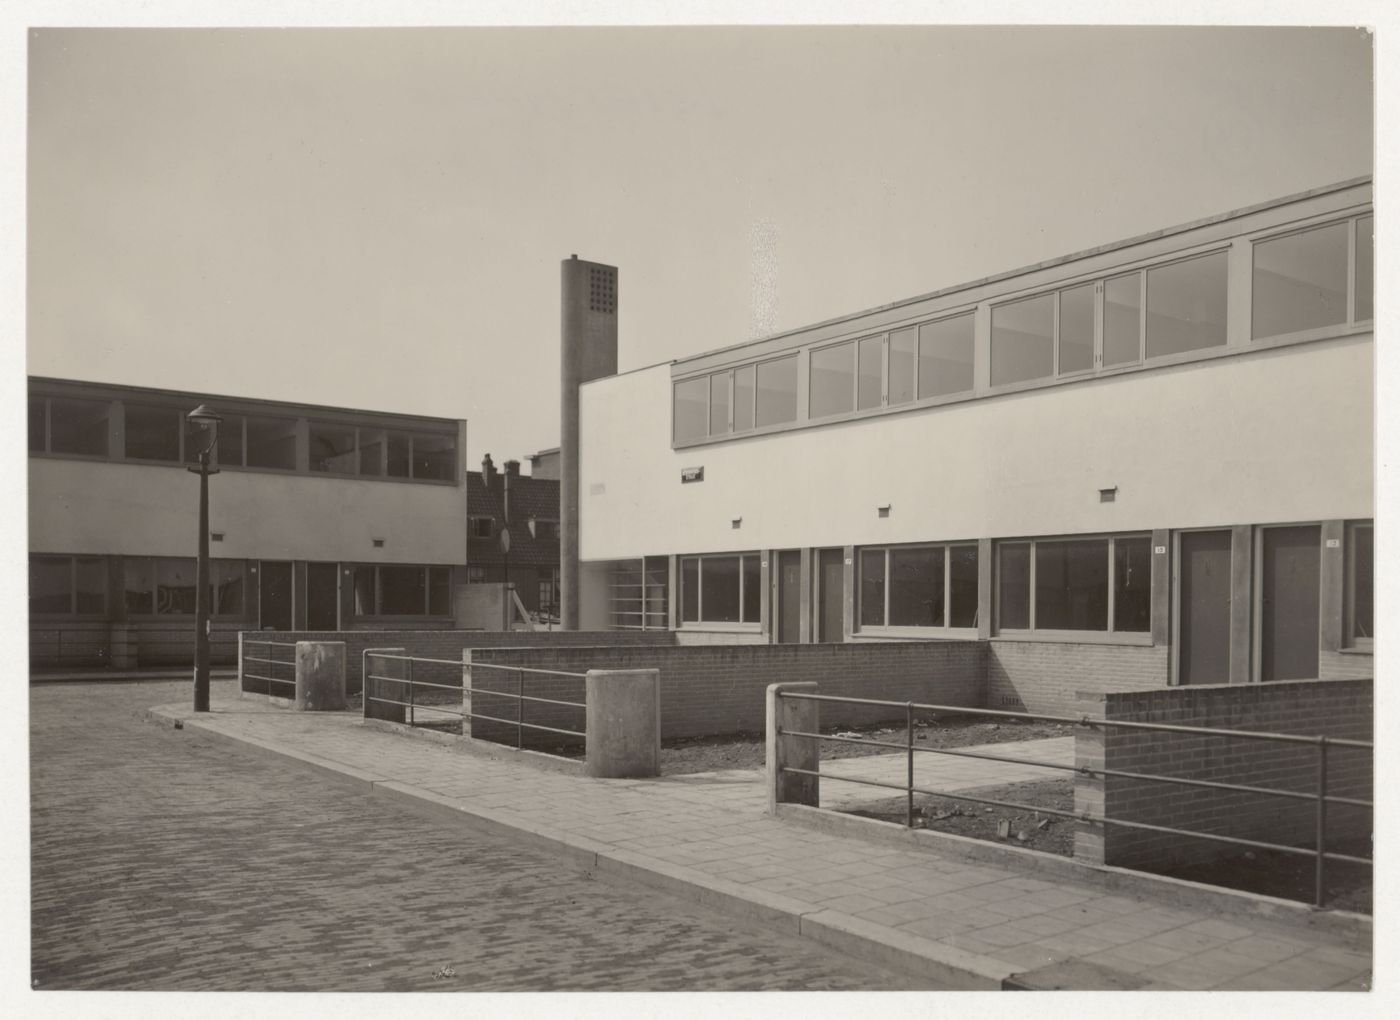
[575,178,1374,715]
[28,378,468,669]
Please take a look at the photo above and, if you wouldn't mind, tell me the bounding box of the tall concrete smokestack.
[560,255,618,630]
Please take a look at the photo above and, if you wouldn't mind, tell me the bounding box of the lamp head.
[187,404,222,455]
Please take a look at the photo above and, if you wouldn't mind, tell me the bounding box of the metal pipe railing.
[776,691,1373,909]
[241,639,297,692]
[362,651,587,752]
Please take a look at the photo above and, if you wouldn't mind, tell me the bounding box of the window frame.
[856,541,980,636]
[120,556,249,618]
[29,554,108,618]
[1344,520,1373,651]
[1250,213,1374,344]
[993,533,1154,643]
[349,563,454,618]
[677,552,761,629]
[469,517,495,539]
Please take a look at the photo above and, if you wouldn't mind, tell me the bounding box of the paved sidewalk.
[147,695,1372,991]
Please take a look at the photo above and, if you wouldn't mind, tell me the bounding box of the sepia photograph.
[5,1,1390,1015]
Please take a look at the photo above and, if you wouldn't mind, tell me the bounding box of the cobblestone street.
[30,680,934,992]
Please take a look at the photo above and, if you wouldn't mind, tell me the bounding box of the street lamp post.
[187,404,222,712]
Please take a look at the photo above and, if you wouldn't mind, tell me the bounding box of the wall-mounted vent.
[1099,487,1117,503]
[877,505,891,518]
[372,538,385,548]
[210,532,224,542]
[589,266,616,314]
[731,517,742,529]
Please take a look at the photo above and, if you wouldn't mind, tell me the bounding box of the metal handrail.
[363,651,587,753]
[775,691,1373,909]
[241,638,296,692]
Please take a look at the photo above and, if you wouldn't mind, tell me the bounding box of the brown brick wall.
[987,640,1170,717]
[465,641,988,744]
[1074,679,1373,870]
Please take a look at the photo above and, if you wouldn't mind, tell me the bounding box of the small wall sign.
[1154,546,1167,555]
[682,466,705,484]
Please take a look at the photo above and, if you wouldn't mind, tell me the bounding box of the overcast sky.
[23,22,1374,468]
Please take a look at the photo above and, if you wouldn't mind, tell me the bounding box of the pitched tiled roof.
[467,471,560,568]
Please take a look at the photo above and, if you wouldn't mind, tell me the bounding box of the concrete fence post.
[363,647,407,723]
[585,668,660,778]
[461,650,474,738]
[1073,692,1107,865]
[766,682,819,814]
[294,641,347,711]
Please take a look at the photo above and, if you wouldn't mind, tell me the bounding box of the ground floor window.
[858,543,978,630]
[610,557,669,629]
[121,557,247,616]
[996,534,1150,635]
[1346,521,1373,647]
[679,552,760,625]
[29,554,107,616]
[351,564,451,617]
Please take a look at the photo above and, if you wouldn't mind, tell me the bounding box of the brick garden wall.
[987,641,1170,717]
[239,629,676,695]
[1074,678,1373,870]
[464,641,988,746]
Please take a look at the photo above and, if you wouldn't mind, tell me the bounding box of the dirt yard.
[659,715,1070,775]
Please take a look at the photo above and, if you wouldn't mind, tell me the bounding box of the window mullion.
[1028,541,1037,631]
[1347,217,1357,325]
[883,549,891,626]
[943,545,951,630]
[1106,538,1117,636]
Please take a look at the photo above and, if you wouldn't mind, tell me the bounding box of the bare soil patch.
[849,777,1076,856]
[660,715,1070,775]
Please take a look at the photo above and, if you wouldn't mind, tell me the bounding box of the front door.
[776,550,801,644]
[259,560,293,631]
[1177,530,1231,685]
[1259,526,1320,682]
[817,548,844,643]
[305,562,339,630]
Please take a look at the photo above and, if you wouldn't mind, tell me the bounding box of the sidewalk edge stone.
[799,909,1015,990]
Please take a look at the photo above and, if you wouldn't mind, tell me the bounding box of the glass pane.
[700,556,741,623]
[889,546,944,627]
[156,558,197,615]
[387,432,411,477]
[1355,215,1373,323]
[1035,540,1108,631]
[359,428,384,475]
[920,312,976,396]
[124,558,153,614]
[75,556,106,614]
[859,549,885,627]
[49,397,109,457]
[1252,221,1349,339]
[733,365,755,432]
[412,433,456,481]
[245,416,297,470]
[309,423,357,474]
[1146,251,1228,357]
[380,566,426,614]
[1058,284,1095,374]
[810,342,855,418]
[742,555,761,623]
[353,567,376,615]
[1103,273,1142,366]
[673,377,709,442]
[1113,537,1151,632]
[124,404,182,461]
[429,566,451,615]
[998,543,1030,629]
[1351,526,1373,640]
[680,558,699,623]
[991,295,1054,386]
[756,356,798,427]
[30,556,71,613]
[888,327,917,405]
[29,399,46,452]
[709,372,730,436]
[858,336,883,410]
[949,545,979,628]
[214,560,245,616]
